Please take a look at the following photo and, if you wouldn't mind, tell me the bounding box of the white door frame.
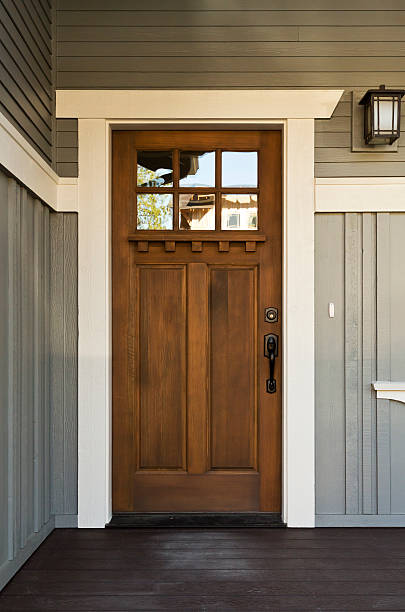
[56,89,342,528]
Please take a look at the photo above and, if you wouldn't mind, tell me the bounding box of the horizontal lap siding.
[315,213,405,523]
[55,3,405,178]
[0,0,54,166]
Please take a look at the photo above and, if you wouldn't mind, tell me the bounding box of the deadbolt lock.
[265,307,278,323]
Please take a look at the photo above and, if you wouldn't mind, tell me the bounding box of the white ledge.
[56,89,343,120]
[0,111,78,212]
[373,381,405,404]
[315,177,405,213]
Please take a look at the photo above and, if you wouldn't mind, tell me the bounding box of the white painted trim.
[57,89,343,120]
[283,119,316,528]
[0,111,78,212]
[57,88,342,529]
[77,119,110,528]
[315,176,405,213]
[373,381,405,404]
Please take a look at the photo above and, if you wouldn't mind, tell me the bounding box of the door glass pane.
[221,194,258,230]
[137,194,173,230]
[179,151,215,187]
[222,152,258,187]
[137,151,173,187]
[179,193,215,230]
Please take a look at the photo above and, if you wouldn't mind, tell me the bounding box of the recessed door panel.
[137,266,186,470]
[210,267,257,470]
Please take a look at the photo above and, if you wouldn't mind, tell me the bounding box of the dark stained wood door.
[112,131,282,512]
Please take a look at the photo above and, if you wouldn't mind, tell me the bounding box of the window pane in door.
[179,151,215,187]
[179,193,215,230]
[222,152,258,187]
[137,151,173,187]
[221,194,258,230]
[137,194,173,230]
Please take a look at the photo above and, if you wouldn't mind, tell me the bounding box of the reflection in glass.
[137,194,173,230]
[179,193,215,230]
[179,151,215,187]
[222,152,258,187]
[137,151,173,187]
[221,194,258,230]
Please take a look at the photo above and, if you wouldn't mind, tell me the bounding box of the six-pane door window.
[136,150,259,231]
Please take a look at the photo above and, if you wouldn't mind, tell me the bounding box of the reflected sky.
[179,151,258,187]
[180,151,215,187]
[222,152,257,187]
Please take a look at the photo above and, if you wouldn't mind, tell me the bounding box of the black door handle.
[264,334,278,394]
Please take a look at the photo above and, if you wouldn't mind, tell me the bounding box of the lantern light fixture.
[359,84,405,145]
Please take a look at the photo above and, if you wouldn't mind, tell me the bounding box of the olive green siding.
[0,0,54,166]
[55,1,405,177]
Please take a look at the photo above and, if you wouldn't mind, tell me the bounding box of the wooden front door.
[112,130,282,513]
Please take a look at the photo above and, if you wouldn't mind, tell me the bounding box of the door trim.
[56,89,343,528]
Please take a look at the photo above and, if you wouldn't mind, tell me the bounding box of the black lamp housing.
[359,85,405,145]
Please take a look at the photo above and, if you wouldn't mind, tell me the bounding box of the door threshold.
[106,512,286,528]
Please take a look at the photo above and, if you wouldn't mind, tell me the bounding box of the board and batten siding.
[0,168,78,590]
[0,0,54,167]
[315,212,405,526]
[55,1,405,177]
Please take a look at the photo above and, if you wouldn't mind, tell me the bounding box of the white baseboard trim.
[316,514,405,527]
[0,518,54,591]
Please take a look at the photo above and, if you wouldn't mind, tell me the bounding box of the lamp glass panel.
[374,97,396,133]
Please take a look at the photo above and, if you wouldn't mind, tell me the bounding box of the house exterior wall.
[315,212,405,526]
[0,167,78,590]
[55,1,405,178]
[0,0,54,167]
[2,1,405,535]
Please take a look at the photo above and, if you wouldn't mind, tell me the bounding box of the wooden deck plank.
[3,529,405,609]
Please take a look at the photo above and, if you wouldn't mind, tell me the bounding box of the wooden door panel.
[112,130,282,513]
[136,266,187,470]
[130,473,259,512]
[210,267,257,470]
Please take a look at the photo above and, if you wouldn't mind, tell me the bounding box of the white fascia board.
[56,89,343,120]
[0,111,78,212]
[315,177,405,212]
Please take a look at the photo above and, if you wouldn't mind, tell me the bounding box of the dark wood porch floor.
[1,528,405,610]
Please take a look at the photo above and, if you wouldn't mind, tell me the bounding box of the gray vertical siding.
[55,2,405,178]
[0,168,78,590]
[0,170,54,590]
[50,213,78,528]
[0,0,54,166]
[315,213,405,526]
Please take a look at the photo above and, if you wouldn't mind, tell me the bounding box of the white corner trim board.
[373,381,405,404]
[56,89,343,120]
[0,111,78,212]
[315,177,405,213]
[56,89,344,529]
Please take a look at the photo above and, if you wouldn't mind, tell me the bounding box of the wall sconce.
[359,85,404,145]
